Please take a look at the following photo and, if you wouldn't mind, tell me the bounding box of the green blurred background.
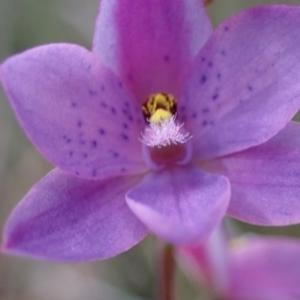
[0,1,300,299]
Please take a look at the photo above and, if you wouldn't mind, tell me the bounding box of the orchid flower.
[2,1,300,261]
[181,229,300,300]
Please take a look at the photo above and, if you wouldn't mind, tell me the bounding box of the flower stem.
[157,243,175,300]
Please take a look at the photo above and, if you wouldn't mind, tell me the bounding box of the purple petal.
[208,122,300,225]
[228,236,300,300]
[180,6,300,159]
[1,44,148,180]
[2,168,147,261]
[126,165,230,245]
[93,0,212,100]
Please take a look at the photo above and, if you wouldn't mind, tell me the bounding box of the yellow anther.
[150,108,172,124]
[140,93,192,148]
[142,93,177,123]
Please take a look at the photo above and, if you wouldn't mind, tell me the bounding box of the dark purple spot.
[77,120,82,128]
[71,102,77,107]
[92,169,97,177]
[128,115,133,122]
[212,94,219,101]
[75,171,80,176]
[208,61,213,68]
[201,75,207,84]
[101,102,107,108]
[63,135,72,144]
[99,128,105,135]
[120,167,126,173]
[125,102,130,108]
[101,85,105,92]
[69,151,73,158]
[122,108,129,115]
[118,81,123,88]
[202,107,209,113]
[111,107,117,114]
[180,106,186,111]
[89,89,97,96]
[123,123,128,129]
[224,26,229,32]
[217,73,222,80]
[83,153,88,158]
[79,140,86,145]
[248,85,253,92]
[201,57,206,62]
[112,152,119,158]
[191,112,197,119]
[91,140,97,148]
[221,50,226,56]
[127,74,133,81]
[121,133,129,141]
[163,55,170,62]
[202,120,208,126]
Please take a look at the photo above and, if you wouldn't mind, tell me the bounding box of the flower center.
[141,93,192,148]
[140,93,192,169]
[142,93,177,124]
